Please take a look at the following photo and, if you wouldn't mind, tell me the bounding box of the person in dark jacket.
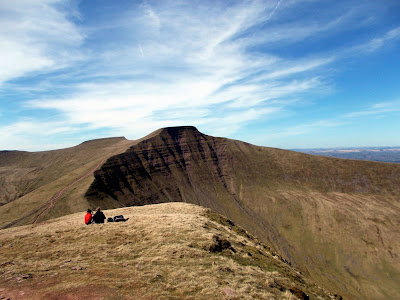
[93,207,106,224]
[85,209,93,225]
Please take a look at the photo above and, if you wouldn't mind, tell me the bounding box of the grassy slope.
[221,140,400,300]
[0,203,336,300]
[84,127,400,299]
[0,137,137,228]
[2,127,400,299]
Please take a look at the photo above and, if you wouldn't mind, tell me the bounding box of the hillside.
[0,137,129,204]
[1,126,400,299]
[0,203,337,300]
[0,137,141,229]
[85,127,400,300]
[0,127,167,229]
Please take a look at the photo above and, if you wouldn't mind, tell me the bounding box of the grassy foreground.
[0,203,337,299]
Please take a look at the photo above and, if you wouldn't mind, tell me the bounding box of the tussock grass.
[0,203,336,299]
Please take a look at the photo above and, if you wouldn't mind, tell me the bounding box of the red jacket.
[85,212,93,224]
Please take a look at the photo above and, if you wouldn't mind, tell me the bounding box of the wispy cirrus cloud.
[278,119,347,136]
[0,0,83,85]
[362,26,400,52]
[1,0,400,150]
[21,0,326,141]
[258,98,400,148]
[344,100,400,118]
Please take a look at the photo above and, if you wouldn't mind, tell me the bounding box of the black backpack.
[114,215,129,222]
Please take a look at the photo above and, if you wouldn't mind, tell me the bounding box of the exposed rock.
[289,287,309,300]
[209,235,235,253]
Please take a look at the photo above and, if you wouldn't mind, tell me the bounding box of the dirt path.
[31,159,107,224]
[2,159,107,229]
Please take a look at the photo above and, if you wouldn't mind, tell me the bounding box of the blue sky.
[0,0,399,151]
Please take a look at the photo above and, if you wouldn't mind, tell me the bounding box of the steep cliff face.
[87,127,234,208]
[86,126,400,300]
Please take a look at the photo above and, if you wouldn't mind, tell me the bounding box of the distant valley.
[294,147,400,163]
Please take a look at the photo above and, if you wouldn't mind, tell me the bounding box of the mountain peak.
[158,126,202,138]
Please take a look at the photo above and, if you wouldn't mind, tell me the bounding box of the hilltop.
[0,203,337,300]
[1,126,400,299]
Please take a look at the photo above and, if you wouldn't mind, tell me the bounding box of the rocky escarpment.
[86,127,400,205]
[86,127,238,208]
[86,126,400,300]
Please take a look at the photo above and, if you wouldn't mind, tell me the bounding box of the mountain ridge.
[1,126,400,299]
[84,126,400,299]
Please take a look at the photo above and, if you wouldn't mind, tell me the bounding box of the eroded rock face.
[85,126,400,300]
[86,127,238,210]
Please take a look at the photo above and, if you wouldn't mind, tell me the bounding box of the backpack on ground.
[114,215,129,222]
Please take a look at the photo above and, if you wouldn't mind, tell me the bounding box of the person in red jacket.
[85,209,93,225]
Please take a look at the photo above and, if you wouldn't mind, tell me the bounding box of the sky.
[0,0,399,151]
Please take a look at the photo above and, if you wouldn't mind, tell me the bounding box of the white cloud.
[263,120,347,140]
[23,0,328,141]
[258,98,400,147]
[359,26,400,53]
[341,25,400,55]
[344,100,400,118]
[254,58,334,81]
[0,119,81,151]
[1,0,399,150]
[0,0,83,85]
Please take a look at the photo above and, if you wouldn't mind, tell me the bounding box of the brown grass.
[3,126,400,299]
[0,137,137,229]
[0,203,336,300]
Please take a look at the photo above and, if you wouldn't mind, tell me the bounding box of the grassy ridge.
[0,203,337,300]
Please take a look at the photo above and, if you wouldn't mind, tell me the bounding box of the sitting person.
[93,207,106,224]
[85,209,93,225]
